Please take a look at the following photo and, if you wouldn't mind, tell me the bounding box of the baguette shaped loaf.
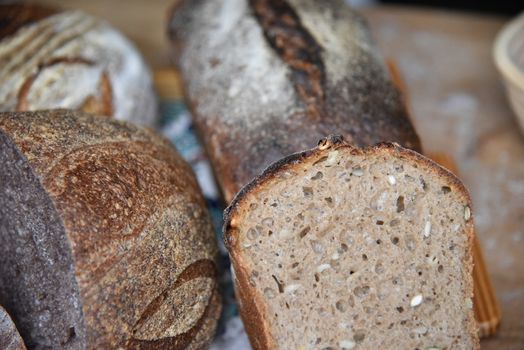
[169,0,421,202]
[1,306,26,350]
[0,110,220,349]
[0,4,157,126]
[224,136,479,349]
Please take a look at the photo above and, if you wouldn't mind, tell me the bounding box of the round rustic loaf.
[1,306,26,350]
[0,4,157,126]
[0,110,220,349]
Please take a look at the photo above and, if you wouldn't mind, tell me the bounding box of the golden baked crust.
[0,110,220,349]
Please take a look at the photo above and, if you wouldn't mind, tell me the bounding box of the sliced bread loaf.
[224,136,478,349]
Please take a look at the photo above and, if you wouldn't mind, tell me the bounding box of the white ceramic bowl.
[494,12,524,132]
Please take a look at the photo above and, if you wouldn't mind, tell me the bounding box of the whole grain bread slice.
[224,136,479,350]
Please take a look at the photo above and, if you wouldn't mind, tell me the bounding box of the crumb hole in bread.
[353,331,366,343]
[351,167,364,176]
[303,186,314,197]
[312,171,323,180]
[353,286,370,297]
[272,275,284,293]
[262,217,274,227]
[249,272,257,286]
[362,254,368,261]
[396,196,405,212]
[396,306,404,313]
[441,186,451,194]
[375,262,384,274]
[246,227,259,240]
[419,176,428,191]
[335,300,347,312]
[299,226,311,238]
[391,236,399,245]
[438,265,444,273]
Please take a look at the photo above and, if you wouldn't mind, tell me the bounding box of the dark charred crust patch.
[0,4,59,41]
[249,0,326,120]
[318,134,345,148]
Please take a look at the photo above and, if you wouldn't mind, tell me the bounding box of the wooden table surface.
[34,1,524,348]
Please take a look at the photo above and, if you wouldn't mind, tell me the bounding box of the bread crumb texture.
[226,143,477,349]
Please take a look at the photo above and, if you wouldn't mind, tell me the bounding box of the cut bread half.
[224,136,478,350]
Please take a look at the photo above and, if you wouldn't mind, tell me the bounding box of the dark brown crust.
[0,4,59,40]
[169,0,422,203]
[230,259,274,350]
[0,110,220,349]
[250,0,326,120]
[223,135,478,350]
